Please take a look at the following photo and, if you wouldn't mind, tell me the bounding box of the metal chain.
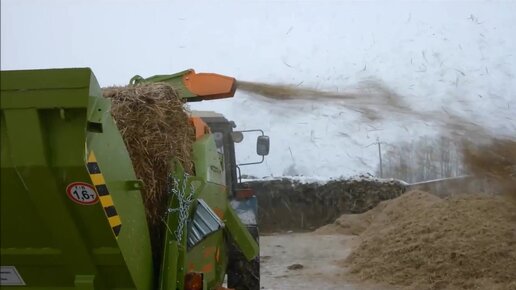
[167,173,195,243]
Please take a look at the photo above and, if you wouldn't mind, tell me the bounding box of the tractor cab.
[191,111,268,290]
[191,111,269,199]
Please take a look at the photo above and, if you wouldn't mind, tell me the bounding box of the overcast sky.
[2,0,515,179]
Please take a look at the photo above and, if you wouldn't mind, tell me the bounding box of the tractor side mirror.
[257,135,270,156]
[236,129,269,168]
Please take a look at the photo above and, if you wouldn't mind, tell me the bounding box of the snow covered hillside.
[2,0,515,178]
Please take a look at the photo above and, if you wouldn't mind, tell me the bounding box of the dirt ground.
[260,233,399,290]
[260,191,516,290]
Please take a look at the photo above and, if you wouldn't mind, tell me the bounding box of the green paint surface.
[1,68,152,290]
[1,68,258,290]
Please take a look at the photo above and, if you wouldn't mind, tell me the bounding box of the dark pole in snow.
[366,137,386,178]
[378,137,383,178]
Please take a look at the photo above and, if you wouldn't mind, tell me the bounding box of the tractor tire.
[227,226,260,290]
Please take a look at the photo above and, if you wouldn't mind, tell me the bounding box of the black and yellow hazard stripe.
[87,151,122,238]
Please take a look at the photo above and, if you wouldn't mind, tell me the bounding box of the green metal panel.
[224,207,259,261]
[180,182,229,290]
[187,136,228,290]
[161,133,257,290]
[190,135,258,262]
[161,168,206,290]
[183,232,228,289]
[160,137,230,290]
[0,68,101,109]
[191,135,225,185]
[87,107,154,290]
[0,68,152,290]
[130,70,196,100]
[159,240,178,290]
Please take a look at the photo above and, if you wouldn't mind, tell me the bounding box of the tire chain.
[166,173,195,243]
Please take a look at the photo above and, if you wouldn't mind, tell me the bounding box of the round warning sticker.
[66,182,99,205]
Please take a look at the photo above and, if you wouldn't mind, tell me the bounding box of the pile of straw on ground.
[103,83,194,262]
[343,191,516,290]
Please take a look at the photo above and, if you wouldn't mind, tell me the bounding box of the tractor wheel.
[227,226,260,290]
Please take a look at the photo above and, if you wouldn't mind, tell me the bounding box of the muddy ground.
[260,233,398,290]
[252,178,406,289]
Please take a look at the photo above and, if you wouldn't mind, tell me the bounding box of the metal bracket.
[87,96,111,133]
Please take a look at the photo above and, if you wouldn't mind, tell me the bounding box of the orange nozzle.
[182,70,236,100]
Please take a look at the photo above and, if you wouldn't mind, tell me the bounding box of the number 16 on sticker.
[66,182,99,205]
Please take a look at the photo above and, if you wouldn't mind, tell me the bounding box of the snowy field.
[2,0,515,178]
